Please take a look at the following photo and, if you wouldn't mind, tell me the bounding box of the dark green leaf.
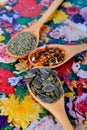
[15,86,28,103]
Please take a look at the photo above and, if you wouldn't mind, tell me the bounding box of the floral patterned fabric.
[0,0,87,130]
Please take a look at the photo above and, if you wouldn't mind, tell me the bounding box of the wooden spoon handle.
[33,0,64,29]
[27,85,74,130]
[68,44,87,56]
[51,96,74,130]
[56,107,74,130]
[63,44,87,60]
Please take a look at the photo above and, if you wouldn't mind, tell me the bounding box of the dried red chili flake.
[31,46,65,67]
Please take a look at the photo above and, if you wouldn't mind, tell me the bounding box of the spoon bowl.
[6,0,64,58]
[28,44,87,68]
[27,82,74,130]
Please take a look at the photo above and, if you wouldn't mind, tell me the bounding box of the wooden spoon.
[27,83,74,130]
[6,0,64,58]
[29,44,87,69]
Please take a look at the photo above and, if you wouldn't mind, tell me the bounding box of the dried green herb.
[26,68,63,103]
[7,32,37,56]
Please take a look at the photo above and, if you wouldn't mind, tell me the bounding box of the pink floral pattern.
[0,45,17,63]
[49,28,61,39]
[0,68,15,95]
[27,115,64,130]
[67,93,87,121]
[40,0,53,7]
[13,0,43,18]
[49,20,87,41]
[65,6,80,15]
[80,7,87,21]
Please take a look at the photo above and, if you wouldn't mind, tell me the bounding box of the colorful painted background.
[0,0,87,130]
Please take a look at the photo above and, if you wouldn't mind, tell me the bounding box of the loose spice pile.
[30,46,65,67]
[26,68,63,103]
[7,32,37,56]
